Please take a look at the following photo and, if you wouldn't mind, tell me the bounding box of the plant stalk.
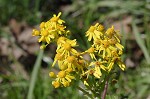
[101,78,109,99]
[27,49,44,99]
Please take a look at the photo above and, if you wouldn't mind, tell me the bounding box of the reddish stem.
[101,79,109,99]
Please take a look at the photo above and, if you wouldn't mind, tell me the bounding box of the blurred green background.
[0,0,150,99]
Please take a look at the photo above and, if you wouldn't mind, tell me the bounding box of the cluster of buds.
[33,12,125,88]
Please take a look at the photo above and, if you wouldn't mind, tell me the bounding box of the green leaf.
[106,95,119,99]
[137,85,149,98]
[132,20,150,64]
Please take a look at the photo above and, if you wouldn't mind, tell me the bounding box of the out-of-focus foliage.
[0,0,38,25]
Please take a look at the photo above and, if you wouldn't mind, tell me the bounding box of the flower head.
[32,12,70,48]
[50,12,65,24]
[86,23,104,42]
[52,70,75,88]
[56,38,78,58]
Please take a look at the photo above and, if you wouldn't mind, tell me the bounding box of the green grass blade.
[132,21,150,64]
[27,49,44,99]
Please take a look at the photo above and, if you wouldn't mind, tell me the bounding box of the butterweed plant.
[32,12,125,99]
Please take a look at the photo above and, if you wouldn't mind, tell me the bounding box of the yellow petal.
[93,66,101,78]
[45,37,50,44]
[118,62,125,71]
[84,81,89,86]
[38,36,44,42]
[108,62,114,72]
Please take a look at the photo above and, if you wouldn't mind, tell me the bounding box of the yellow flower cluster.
[33,12,125,88]
[50,37,88,88]
[83,24,125,81]
[32,12,70,49]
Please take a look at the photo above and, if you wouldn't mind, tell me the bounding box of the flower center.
[102,40,109,48]
[67,56,75,63]
[58,71,66,78]
[106,26,115,37]
[63,43,71,51]
[95,61,101,66]
[78,59,84,65]
[112,50,118,56]
[109,38,117,45]
[89,26,95,32]
[56,53,63,60]
[94,39,101,45]
[89,69,94,74]
[42,30,48,36]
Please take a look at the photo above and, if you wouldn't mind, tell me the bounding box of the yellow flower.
[32,29,40,36]
[52,81,60,88]
[63,56,77,71]
[114,57,125,71]
[49,72,56,78]
[97,24,104,31]
[86,47,97,60]
[52,53,64,67]
[50,12,65,24]
[57,37,67,45]
[107,57,125,72]
[106,26,115,37]
[32,12,70,49]
[105,26,121,42]
[38,29,55,44]
[86,23,103,41]
[95,39,115,58]
[108,37,124,50]
[56,38,78,57]
[53,70,75,87]
[76,60,87,73]
[88,61,108,78]
[52,53,68,70]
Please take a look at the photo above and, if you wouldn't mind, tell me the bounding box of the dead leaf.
[125,58,135,68]
[18,27,40,54]
[9,19,22,35]
[0,38,10,56]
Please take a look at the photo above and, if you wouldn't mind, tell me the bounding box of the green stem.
[34,0,40,13]
[27,49,44,99]
[77,86,94,99]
